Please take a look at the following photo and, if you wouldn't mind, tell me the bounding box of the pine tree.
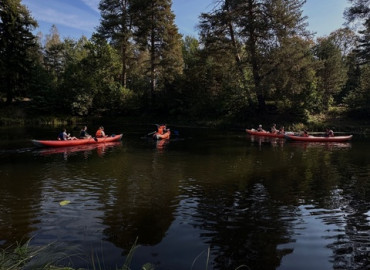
[131,0,183,104]
[97,0,133,87]
[0,0,38,104]
[345,0,370,64]
[199,0,308,111]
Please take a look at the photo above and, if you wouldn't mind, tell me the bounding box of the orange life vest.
[96,129,103,138]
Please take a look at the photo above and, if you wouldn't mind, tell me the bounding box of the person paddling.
[325,128,334,137]
[271,123,277,134]
[58,129,77,140]
[278,126,285,134]
[257,124,266,132]
[95,126,107,138]
[80,126,92,139]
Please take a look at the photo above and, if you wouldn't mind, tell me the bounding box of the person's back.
[96,128,102,138]
[80,129,86,138]
[80,126,90,138]
[257,124,265,132]
[325,129,334,137]
[57,131,64,140]
[96,126,105,138]
[271,124,277,134]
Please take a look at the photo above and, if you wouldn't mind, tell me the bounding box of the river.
[0,125,369,270]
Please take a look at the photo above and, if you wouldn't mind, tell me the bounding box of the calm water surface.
[0,126,369,270]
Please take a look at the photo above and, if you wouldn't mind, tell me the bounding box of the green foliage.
[313,37,347,111]
[0,0,38,104]
[343,63,370,117]
[131,0,184,103]
[2,0,369,125]
[345,0,370,63]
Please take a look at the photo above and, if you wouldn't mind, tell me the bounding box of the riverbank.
[0,104,369,134]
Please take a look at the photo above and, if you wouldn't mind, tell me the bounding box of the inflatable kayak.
[285,134,353,142]
[35,142,122,155]
[32,134,123,147]
[246,129,286,138]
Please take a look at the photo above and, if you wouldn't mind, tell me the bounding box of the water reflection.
[34,142,123,158]
[0,129,369,270]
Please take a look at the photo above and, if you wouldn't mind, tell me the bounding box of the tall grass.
[1,240,247,270]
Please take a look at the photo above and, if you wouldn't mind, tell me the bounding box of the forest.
[0,0,369,126]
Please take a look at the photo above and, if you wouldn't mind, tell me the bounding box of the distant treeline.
[0,0,369,122]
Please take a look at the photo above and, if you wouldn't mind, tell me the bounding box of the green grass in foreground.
[0,240,251,270]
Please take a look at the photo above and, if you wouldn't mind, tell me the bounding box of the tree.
[199,0,309,111]
[313,37,347,110]
[343,0,370,116]
[345,0,370,64]
[0,0,38,104]
[98,0,133,88]
[266,36,317,115]
[59,36,128,116]
[131,0,183,107]
[43,25,64,82]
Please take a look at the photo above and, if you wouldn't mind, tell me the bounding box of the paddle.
[147,131,156,136]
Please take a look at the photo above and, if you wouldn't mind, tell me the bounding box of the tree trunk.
[150,1,156,107]
[121,42,127,88]
[247,0,265,111]
[225,0,254,106]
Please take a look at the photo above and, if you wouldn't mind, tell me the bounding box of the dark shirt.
[80,130,89,138]
[58,132,64,140]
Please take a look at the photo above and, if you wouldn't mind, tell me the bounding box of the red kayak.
[285,134,353,142]
[32,134,123,147]
[246,129,286,138]
[36,142,122,155]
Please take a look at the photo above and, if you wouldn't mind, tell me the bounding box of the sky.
[21,0,351,41]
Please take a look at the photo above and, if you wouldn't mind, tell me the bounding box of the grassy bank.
[0,239,156,270]
[0,104,369,134]
[1,240,250,270]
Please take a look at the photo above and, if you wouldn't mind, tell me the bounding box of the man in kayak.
[80,126,92,139]
[58,129,77,140]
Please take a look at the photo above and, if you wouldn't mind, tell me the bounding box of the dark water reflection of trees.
[175,141,370,270]
[0,132,369,270]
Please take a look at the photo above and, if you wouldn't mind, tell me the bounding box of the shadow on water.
[0,126,369,270]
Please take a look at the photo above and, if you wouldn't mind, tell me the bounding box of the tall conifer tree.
[200,0,308,111]
[97,0,132,87]
[131,0,183,103]
[0,0,38,104]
